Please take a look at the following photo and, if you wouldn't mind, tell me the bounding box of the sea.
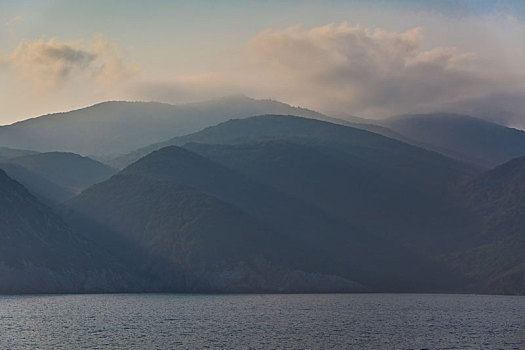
[0,293,523,349]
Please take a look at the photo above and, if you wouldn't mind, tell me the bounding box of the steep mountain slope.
[68,173,371,292]
[112,116,413,169]
[0,96,329,159]
[0,162,74,203]
[119,115,480,254]
[443,156,525,294]
[185,140,476,255]
[115,114,477,181]
[0,170,141,293]
[68,173,303,292]
[2,152,116,201]
[68,145,467,292]
[383,113,525,167]
[154,115,476,187]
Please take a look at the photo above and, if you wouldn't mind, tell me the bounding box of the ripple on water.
[0,293,523,349]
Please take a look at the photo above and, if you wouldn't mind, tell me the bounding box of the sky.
[1,0,525,126]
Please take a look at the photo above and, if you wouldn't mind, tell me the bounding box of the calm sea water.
[0,293,523,349]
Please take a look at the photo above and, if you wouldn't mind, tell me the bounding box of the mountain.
[0,146,38,162]
[147,114,476,187]
[68,145,465,292]
[7,111,523,294]
[0,152,116,203]
[0,162,74,203]
[0,169,143,293]
[160,115,479,253]
[383,113,525,167]
[0,96,331,159]
[442,156,525,294]
[67,168,370,292]
[112,114,413,169]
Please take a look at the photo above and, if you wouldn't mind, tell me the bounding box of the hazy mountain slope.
[0,162,74,203]
[5,152,116,196]
[460,156,525,240]
[69,145,467,292]
[123,115,480,254]
[185,139,476,255]
[0,96,329,159]
[0,147,38,162]
[112,115,415,169]
[67,172,371,292]
[164,115,477,187]
[0,169,141,293]
[383,113,525,167]
[150,115,484,251]
[443,156,525,294]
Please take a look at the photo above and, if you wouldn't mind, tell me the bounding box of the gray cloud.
[241,23,495,117]
[3,36,139,92]
[5,22,520,126]
[444,92,525,128]
[134,22,519,121]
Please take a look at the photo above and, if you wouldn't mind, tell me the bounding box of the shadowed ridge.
[0,151,116,203]
[384,113,525,167]
[443,155,525,294]
[0,96,331,158]
[0,169,144,293]
[69,144,469,292]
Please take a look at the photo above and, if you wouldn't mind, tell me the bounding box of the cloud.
[240,22,493,117]
[130,72,245,103]
[135,22,512,119]
[10,38,96,89]
[443,91,525,128]
[3,21,524,125]
[2,35,139,92]
[407,47,476,69]
[90,35,140,85]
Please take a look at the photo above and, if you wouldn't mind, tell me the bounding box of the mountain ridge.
[0,96,334,158]
[383,113,525,167]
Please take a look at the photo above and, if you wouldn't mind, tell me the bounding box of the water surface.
[0,293,523,349]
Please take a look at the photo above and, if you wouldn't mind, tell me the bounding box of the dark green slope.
[384,113,525,167]
[70,145,467,292]
[443,156,525,294]
[2,152,116,202]
[0,169,142,293]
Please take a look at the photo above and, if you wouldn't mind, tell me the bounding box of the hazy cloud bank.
[242,23,487,117]
[1,35,138,92]
[2,20,525,126]
[133,22,524,124]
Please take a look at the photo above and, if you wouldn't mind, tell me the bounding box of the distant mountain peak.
[0,96,331,158]
[384,112,525,167]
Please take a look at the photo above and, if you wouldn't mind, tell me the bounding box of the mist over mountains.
[0,152,116,203]
[1,96,525,294]
[383,113,525,168]
[0,96,326,160]
[0,169,144,293]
